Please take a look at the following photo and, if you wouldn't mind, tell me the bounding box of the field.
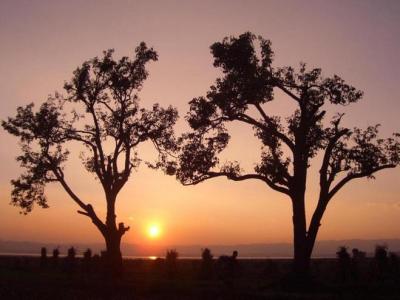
[0,256,399,299]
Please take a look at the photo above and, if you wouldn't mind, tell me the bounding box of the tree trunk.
[291,194,310,276]
[103,229,123,273]
[306,198,328,259]
[103,193,123,273]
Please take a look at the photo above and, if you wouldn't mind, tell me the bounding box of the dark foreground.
[0,256,399,299]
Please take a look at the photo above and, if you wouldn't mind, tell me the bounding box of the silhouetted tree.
[165,249,179,276]
[172,32,400,275]
[92,253,101,272]
[374,244,389,279]
[53,248,60,258]
[67,247,76,259]
[52,247,60,267]
[336,246,351,282]
[200,248,214,279]
[352,248,366,260]
[389,252,399,278]
[65,246,77,271]
[351,248,366,281]
[40,247,47,267]
[83,248,92,271]
[2,44,178,272]
[201,247,213,261]
[217,250,239,281]
[83,248,92,260]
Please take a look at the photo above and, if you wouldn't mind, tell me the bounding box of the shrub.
[52,248,60,259]
[83,248,92,260]
[201,248,213,261]
[165,249,179,277]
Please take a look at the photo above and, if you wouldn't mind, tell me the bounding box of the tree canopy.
[176,32,399,192]
[2,43,178,266]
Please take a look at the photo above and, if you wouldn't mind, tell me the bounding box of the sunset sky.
[0,0,399,249]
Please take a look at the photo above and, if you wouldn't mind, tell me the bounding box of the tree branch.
[237,111,295,153]
[88,105,107,176]
[327,164,396,200]
[183,171,291,195]
[98,99,115,114]
[253,103,295,153]
[52,167,105,231]
[275,83,301,102]
[319,128,350,192]
[67,133,106,186]
[118,222,130,235]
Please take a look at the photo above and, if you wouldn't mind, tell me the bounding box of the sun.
[147,224,161,239]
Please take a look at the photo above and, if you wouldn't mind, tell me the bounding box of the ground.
[0,256,399,299]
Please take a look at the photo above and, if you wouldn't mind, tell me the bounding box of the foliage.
[175,32,399,189]
[52,248,60,259]
[166,249,179,262]
[83,248,92,260]
[374,245,388,261]
[336,246,350,261]
[201,248,213,261]
[165,249,179,276]
[67,247,76,259]
[41,247,47,258]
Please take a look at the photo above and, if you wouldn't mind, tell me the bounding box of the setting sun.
[147,224,161,239]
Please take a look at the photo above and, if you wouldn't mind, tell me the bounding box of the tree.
[2,43,178,271]
[174,33,400,275]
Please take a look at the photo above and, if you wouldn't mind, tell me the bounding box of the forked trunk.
[291,196,328,277]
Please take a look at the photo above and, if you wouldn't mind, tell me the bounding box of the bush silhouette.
[52,248,60,259]
[374,244,389,279]
[201,248,213,261]
[67,247,76,259]
[389,252,399,277]
[165,249,179,277]
[217,250,240,280]
[52,248,60,267]
[83,248,92,271]
[40,247,47,267]
[83,248,92,260]
[351,248,366,281]
[336,246,351,282]
[65,247,77,271]
[200,248,214,279]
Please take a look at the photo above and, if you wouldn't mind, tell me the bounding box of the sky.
[0,0,399,249]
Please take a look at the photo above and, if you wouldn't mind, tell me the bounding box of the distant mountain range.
[1,239,399,258]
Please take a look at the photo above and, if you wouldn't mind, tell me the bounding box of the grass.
[0,256,399,299]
